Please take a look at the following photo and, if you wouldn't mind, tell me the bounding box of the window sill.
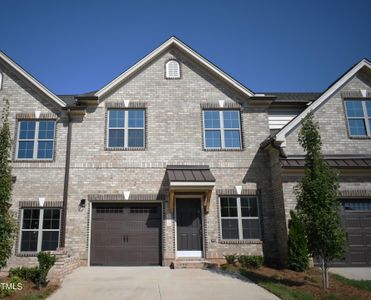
[13,159,54,163]
[16,250,62,257]
[203,148,243,152]
[105,147,146,151]
[220,239,262,244]
[348,136,371,139]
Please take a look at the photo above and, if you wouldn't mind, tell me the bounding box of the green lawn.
[331,274,371,293]
[220,264,369,300]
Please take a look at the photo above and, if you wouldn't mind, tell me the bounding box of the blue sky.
[1,0,370,94]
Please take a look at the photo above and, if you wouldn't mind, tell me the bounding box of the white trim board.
[176,251,202,258]
[0,51,66,108]
[275,59,371,145]
[95,36,255,98]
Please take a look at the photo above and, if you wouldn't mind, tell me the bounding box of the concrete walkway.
[330,268,371,280]
[48,267,279,300]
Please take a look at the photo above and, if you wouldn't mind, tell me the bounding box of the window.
[0,70,3,90]
[203,110,241,149]
[342,199,371,211]
[344,99,371,137]
[220,196,261,240]
[107,109,145,148]
[20,208,61,252]
[165,60,180,79]
[17,120,56,160]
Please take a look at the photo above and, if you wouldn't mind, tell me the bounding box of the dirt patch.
[240,266,371,300]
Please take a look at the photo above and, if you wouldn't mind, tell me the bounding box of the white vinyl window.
[20,208,61,252]
[165,60,180,79]
[344,99,371,137]
[16,120,56,160]
[203,110,242,149]
[107,109,145,148]
[220,196,261,240]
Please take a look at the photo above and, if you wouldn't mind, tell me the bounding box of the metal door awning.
[166,165,216,213]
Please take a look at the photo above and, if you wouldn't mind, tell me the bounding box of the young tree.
[295,112,346,289]
[287,210,309,272]
[0,98,16,269]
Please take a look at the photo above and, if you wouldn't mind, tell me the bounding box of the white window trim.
[203,110,242,150]
[165,60,180,79]
[107,109,145,149]
[219,196,261,240]
[19,208,61,253]
[16,120,56,160]
[344,99,371,137]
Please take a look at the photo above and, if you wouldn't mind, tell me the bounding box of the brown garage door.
[340,200,371,266]
[327,200,371,267]
[90,203,161,266]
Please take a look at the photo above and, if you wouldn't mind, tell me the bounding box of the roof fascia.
[0,51,66,108]
[275,59,371,143]
[95,37,255,98]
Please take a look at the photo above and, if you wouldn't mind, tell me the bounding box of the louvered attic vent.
[165,60,180,79]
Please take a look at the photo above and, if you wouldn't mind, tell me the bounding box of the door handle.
[123,235,128,243]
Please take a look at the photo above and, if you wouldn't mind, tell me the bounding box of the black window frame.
[19,208,61,253]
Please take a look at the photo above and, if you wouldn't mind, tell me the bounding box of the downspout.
[61,109,72,248]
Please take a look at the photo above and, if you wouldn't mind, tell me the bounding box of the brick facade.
[266,69,371,264]
[1,41,370,276]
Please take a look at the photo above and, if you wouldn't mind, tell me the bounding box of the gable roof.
[273,58,371,144]
[95,36,255,98]
[0,51,66,108]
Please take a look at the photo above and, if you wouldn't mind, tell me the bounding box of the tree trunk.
[321,258,330,289]
[324,260,329,289]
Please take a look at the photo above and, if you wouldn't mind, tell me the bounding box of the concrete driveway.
[49,267,278,300]
[330,268,371,280]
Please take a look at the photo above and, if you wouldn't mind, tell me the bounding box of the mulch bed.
[0,277,58,300]
[243,266,371,300]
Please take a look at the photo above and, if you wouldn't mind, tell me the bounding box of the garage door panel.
[90,203,161,266]
[343,217,361,228]
[348,233,364,245]
[363,217,371,227]
[335,201,371,267]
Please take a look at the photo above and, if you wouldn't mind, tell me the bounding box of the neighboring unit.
[0,37,370,276]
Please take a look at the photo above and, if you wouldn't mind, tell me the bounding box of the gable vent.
[165,60,180,79]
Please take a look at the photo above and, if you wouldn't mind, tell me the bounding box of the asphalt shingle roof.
[262,92,322,103]
[57,90,98,107]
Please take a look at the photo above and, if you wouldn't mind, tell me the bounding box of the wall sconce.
[79,199,86,208]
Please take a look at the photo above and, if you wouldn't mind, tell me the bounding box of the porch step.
[171,259,218,269]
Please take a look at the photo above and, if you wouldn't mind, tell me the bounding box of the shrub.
[35,252,57,288]
[9,266,39,282]
[224,254,238,265]
[9,267,27,279]
[287,210,309,272]
[238,255,263,269]
[8,252,56,289]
